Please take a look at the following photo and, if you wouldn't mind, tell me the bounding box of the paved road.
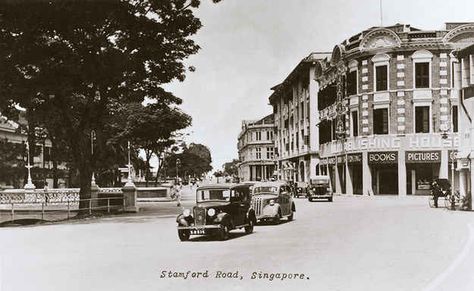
[1,194,474,291]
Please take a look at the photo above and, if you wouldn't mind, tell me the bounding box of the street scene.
[2,188,474,291]
[2,0,474,291]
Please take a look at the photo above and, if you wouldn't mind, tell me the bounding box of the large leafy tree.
[165,142,212,179]
[0,0,216,205]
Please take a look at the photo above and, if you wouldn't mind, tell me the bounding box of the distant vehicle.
[295,181,308,198]
[307,176,333,202]
[176,183,256,241]
[251,181,295,224]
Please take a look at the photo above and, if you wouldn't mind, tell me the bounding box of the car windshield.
[253,186,278,195]
[196,189,231,202]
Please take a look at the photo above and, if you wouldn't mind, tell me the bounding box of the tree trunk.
[51,139,59,188]
[77,162,92,215]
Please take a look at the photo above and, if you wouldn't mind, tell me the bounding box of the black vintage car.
[176,183,256,241]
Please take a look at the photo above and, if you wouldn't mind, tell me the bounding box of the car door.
[231,188,247,226]
[279,186,289,216]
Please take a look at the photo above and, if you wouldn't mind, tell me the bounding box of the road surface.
[1,193,474,291]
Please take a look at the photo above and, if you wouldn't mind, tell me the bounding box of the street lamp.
[125,141,135,187]
[24,139,36,191]
[90,130,97,187]
[440,121,455,189]
[176,158,181,181]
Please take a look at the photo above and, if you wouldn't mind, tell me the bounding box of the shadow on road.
[185,231,253,242]
[256,219,293,226]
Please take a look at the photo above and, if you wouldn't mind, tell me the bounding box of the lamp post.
[176,158,181,182]
[125,141,135,187]
[24,140,36,190]
[90,130,97,187]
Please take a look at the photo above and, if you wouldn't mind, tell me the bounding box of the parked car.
[176,183,256,241]
[307,175,333,202]
[251,181,295,224]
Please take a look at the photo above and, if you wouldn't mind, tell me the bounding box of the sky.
[163,0,474,171]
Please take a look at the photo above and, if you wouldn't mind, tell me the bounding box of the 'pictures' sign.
[368,152,398,164]
[406,151,441,163]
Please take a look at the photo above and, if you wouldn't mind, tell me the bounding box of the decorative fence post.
[122,184,139,213]
[90,183,100,213]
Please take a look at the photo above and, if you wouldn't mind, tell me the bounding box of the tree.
[223,159,240,177]
[164,142,212,179]
[109,102,191,186]
[0,1,218,207]
[0,139,25,188]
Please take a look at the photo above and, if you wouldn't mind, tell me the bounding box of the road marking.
[423,223,474,291]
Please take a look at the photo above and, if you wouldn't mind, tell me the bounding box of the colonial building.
[455,43,474,208]
[237,114,275,181]
[269,52,331,183]
[315,23,474,196]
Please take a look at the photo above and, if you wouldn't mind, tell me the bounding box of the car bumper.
[309,194,332,198]
[177,225,221,235]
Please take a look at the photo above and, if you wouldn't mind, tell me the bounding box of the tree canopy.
[0,0,217,201]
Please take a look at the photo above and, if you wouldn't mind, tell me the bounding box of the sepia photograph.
[1,0,474,290]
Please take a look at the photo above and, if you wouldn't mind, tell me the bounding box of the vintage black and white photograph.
[1,0,474,290]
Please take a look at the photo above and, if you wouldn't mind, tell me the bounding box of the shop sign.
[337,155,346,164]
[448,150,458,162]
[368,152,398,164]
[347,153,362,164]
[406,151,441,163]
[344,135,459,152]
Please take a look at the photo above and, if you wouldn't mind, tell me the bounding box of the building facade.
[315,23,474,196]
[455,43,474,208]
[269,52,331,184]
[237,114,275,181]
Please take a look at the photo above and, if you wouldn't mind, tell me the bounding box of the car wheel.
[273,210,281,225]
[308,197,313,202]
[178,230,190,241]
[328,197,333,202]
[288,211,294,221]
[219,224,230,240]
[245,219,254,234]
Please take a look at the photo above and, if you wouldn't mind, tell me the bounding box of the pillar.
[122,184,139,213]
[335,161,342,194]
[439,150,449,179]
[470,160,474,211]
[362,151,372,196]
[398,149,407,196]
[90,183,100,211]
[345,161,353,195]
[459,169,466,199]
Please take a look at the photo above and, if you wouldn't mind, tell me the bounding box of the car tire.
[308,197,313,202]
[328,197,333,202]
[245,218,254,234]
[273,210,281,225]
[288,211,294,221]
[219,224,230,241]
[178,229,190,241]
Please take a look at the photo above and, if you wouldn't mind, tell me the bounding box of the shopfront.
[369,151,398,195]
[347,153,363,195]
[406,150,441,195]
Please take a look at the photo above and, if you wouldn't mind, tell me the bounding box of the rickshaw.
[307,175,333,202]
[429,178,451,208]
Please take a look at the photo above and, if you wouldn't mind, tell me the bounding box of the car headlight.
[183,209,191,217]
[207,208,216,216]
[269,199,275,206]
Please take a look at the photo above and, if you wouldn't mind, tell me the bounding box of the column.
[439,150,449,179]
[90,183,100,210]
[396,54,406,134]
[471,160,474,211]
[362,151,372,196]
[440,53,450,133]
[122,184,139,213]
[335,161,342,194]
[459,169,466,199]
[361,60,370,135]
[398,150,407,196]
[309,157,319,179]
[345,161,353,195]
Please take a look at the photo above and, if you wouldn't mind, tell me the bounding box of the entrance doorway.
[372,165,398,195]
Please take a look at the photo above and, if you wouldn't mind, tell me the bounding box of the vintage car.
[251,181,295,224]
[176,183,256,241]
[295,181,308,198]
[307,175,333,202]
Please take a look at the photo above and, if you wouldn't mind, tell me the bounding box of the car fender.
[291,202,296,212]
[176,214,194,226]
[213,212,231,225]
[246,208,256,222]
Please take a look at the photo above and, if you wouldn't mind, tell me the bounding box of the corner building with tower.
[314,23,474,196]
